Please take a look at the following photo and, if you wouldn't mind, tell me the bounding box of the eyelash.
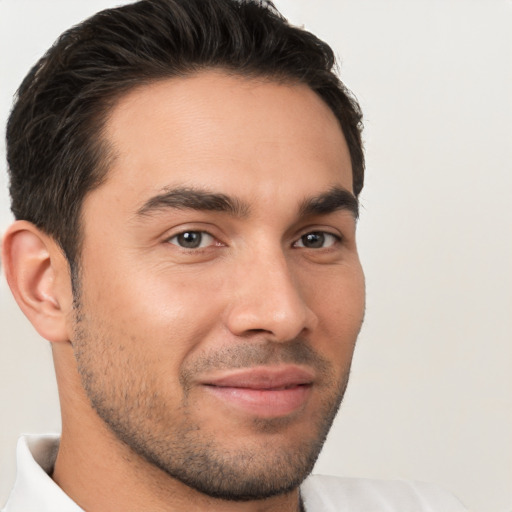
[167,231,219,250]
[166,230,342,250]
[293,231,341,249]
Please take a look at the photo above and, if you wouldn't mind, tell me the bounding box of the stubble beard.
[71,301,353,502]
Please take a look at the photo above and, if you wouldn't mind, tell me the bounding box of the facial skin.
[7,71,365,512]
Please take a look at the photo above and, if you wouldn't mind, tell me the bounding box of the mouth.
[200,366,314,418]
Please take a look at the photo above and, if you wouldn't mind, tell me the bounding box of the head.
[3,0,365,505]
[6,0,364,271]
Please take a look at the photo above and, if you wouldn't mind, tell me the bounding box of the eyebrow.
[299,186,359,219]
[135,184,358,221]
[136,186,250,218]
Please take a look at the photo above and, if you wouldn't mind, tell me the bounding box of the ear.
[2,220,74,343]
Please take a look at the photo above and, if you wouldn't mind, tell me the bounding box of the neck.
[53,434,302,512]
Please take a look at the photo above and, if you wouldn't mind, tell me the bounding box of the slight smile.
[201,366,314,417]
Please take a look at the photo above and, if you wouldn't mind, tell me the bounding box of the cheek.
[79,255,229,362]
[302,263,365,349]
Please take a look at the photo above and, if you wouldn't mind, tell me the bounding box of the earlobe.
[2,220,73,343]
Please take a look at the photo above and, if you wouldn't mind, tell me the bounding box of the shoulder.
[300,474,469,512]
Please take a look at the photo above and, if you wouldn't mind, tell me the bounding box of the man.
[1,1,468,510]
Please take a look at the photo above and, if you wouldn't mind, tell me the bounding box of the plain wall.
[1,1,511,511]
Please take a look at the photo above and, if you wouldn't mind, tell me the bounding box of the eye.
[168,231,216,249]
[294,231,340,249]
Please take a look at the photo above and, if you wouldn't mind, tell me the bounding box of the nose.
[224,248,318,342]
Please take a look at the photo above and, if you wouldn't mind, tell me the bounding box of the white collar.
[2,435,83,512]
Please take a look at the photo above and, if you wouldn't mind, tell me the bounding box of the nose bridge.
[225,242,315,341]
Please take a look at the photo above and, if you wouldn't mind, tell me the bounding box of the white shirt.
[2,435,468,512]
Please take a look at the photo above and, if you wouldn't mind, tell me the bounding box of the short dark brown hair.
[6,0,364,268]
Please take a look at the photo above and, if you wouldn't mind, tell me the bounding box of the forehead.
[92,71,353,213]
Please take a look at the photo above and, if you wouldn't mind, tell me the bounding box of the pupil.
[178,232,201,248]
[303,232,324,248]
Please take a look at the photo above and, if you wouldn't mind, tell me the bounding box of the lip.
[200,366,314,418]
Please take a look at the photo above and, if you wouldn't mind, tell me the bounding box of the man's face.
[71,71,365,500]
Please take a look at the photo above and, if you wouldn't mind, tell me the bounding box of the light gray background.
[1,1,511,511]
